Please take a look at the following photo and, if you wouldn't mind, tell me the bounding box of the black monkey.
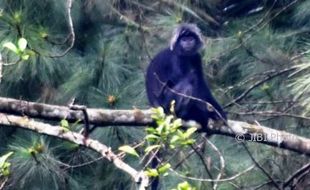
[146,23,226,132]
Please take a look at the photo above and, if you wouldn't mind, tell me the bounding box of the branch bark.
[0,97,310,155]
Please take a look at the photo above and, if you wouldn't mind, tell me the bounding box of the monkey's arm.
[153,75,175,98]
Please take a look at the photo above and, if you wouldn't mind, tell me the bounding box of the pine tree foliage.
[0,0,310,189]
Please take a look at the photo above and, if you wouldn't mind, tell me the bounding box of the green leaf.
[164,115,174,126]
[60,119,69,129]
[158,163,171,174]
[118,145,139,157]
[145,145,160,154]
[21,54,29,60]
[177,181,195,190]
[18,38,27,51]
[144,168,159,177]
[3,42,18,54]
[2,162,11,176]
[172,118,182,130]
[145,127,157,134]
[151,107,165,121]
[156,124,165,135]
[145,134,160,141]
[170,135,181,144]
[177,129,185,138]
[182,139,195,145]
[184,127,197,138]
[40,32,48,38]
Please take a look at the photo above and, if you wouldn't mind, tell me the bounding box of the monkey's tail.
[151,157,159,190]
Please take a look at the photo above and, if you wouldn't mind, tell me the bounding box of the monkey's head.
[170,23,204,56]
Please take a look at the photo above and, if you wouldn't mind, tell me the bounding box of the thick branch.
[0,97,153,126]
[0,97,310,155]
[0,113,149,190]
[210,121,310,155]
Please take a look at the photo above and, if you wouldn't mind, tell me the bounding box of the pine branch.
[0,97,153,126]
[0,97,310,155]
[0,113,149,190]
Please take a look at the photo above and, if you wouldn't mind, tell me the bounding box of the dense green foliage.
[0,0,310,189]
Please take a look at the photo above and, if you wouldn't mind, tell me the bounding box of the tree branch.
[224,66,297,108]
[0,113,149,190]
[283,163,310,188]
[49,0,75,58]
[0,97,310,155]
[0,97,153,126]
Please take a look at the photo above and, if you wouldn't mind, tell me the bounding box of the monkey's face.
[170,24,203,55]
[179,36,196,52]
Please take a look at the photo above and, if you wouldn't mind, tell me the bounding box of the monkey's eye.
[180,36,195,42]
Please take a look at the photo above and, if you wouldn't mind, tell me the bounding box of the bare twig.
[283,163,310,188]
[190,141,215,188]
[51,156,104,169]
[204,137,225,190]
[223,69,277,94]
[66,156,104,169]
[251,180,282,190]
[173,147,197,169]
[142,146,161,170]
[0,54,22,83]
[224,66,298,108]
[291,49,310,61]
[241,143,281,190]
[241,0,277,34]
[49,0,75,58]
[170,164,255,182]
[104,2,149,31]
[0,178,8,190]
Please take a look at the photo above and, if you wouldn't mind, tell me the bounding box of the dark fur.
[146,24,226,132]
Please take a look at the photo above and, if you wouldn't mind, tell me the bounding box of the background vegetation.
[0,0,310,189]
